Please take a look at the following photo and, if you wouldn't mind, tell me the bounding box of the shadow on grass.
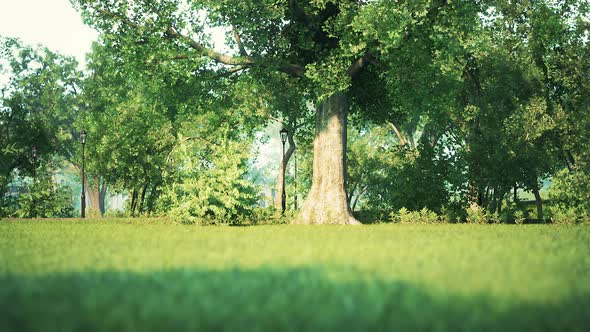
[1,266,588,332]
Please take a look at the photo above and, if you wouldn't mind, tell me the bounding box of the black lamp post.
[294,147,297,210]
[31,145,38,218]
[280,127,288,214]
[80,130,87,218]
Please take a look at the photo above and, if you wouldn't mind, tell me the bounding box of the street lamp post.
[280,127,288,214]
[294,148,297,210]
[31,145,38,218]
[80,130,87,218]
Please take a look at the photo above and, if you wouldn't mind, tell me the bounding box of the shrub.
[391,207,444,223]
[514,210,526,225]
[161,135,259,225]
[549,169,590,216]
[486,210,501,224]
[441,203,466,223]
[419,207,442,223]
[10,173,74,218]
[499,201,518,224]
[249,207,292,225]
[466,203,487,224]
[546,205,581,224]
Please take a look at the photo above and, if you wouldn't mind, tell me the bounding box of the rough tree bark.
[139,182,148,214]
[274,132,296,211]
[86,176,105,216]
[533,186,543,221]
[294,93,360,225]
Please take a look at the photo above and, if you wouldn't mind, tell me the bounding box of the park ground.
[1,220,589,331]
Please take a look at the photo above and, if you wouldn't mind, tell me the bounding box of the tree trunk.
[146,181,161,215]
[87,177,103,216]
[130,188,138,216]
[139,182,148,214]
[294,93,360,225]
[99,183,107,214]
[533,186,543,222]
[274,132,296,211]
[352,186,366,212]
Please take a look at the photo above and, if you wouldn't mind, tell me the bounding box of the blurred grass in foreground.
[1,220,589,331]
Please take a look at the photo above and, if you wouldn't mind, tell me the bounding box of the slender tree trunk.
[533,186,543,222]
[294,93,360,225]
[139,182,148,214]
[491,188,500,213]
[274,132,296,211]
[130,188,138,216]
[408,133,416,150]
[477,190,483,207]
[483,186,490,209]
[347,182,358,206]
[352,186,366,212]
[513,183,518,202]
[87,177,102,216]
[468,181,478,205]
[99,184,107,214]
[146,181,161,215]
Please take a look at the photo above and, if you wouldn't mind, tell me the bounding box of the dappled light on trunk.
[295,94,360,225]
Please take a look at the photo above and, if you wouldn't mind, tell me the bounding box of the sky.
[0,0,99,66]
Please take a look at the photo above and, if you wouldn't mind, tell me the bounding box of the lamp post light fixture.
[280,127,288,214]
[80,130,87,218]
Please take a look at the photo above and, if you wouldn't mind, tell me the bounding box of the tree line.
[1,0,589,223]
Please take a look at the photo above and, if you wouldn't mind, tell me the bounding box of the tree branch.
[232,25,249,57]
[94,7,306,78]
[347,52,377,77]
[165,27,251,66]
[387,121,407,146]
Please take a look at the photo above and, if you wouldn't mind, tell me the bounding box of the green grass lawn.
[1,220,589,331]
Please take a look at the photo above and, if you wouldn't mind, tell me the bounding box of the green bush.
[548,169,590,218]
[9,173,74,218]
[487,210,501,224]
[513,210,526,225]
[160,136,259,225]
[499,201,518,224]
[466,204,488,224]
[391,207,444,224]
[249,207,293,225]
[546,205,582,224]
[441,203,466,223]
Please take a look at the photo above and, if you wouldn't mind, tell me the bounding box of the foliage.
[546,205,587,225]
[390,207,443,224]
[249,207,294,225]
[347,124,454,214]
[2,1,590,220]
[548,169,590,218]
[0,37,81,201]
[465,203,488,224]
[513,210,526,225]
[159,128,259,224]
[3,171,74,218]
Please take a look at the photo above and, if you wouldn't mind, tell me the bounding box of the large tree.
[72,0,484,224]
